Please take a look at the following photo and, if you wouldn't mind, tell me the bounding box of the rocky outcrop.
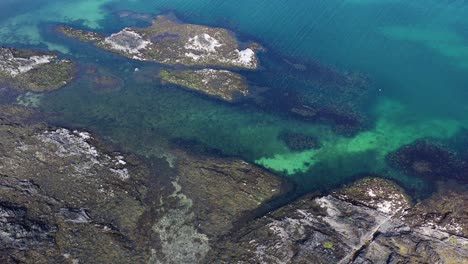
[58,15,260,69]
[0,119,151,263]
[159,69,249,102]
[0,48,75,92]
[206,177,468,263]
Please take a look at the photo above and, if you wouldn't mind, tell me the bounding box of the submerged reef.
[278,131,321,151]
[386,139,468,183]
[257,58,374,136]
[57,15,260,69]
[0,47,75,92]
[159,69,249,102]
[207,177,468,263]
[84,65,124,94]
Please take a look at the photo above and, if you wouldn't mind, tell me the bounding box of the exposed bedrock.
[206,177,468,263]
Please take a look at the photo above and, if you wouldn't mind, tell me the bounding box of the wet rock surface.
[159,68,249,102]
[0,48,75,92]
[58,15,260,69]
[206,177,468,264]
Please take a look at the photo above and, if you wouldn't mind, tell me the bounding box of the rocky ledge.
[207,177,468,263]
[58,15,260,69]
[159,69,249,102]
[0,47,75,92]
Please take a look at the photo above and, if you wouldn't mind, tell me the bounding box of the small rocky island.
[0,48,75,92]
[58,15,259,103]
[58,15,260,69]
[159,69,249,102]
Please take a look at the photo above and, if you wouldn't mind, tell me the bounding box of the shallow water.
[1,0,467,198]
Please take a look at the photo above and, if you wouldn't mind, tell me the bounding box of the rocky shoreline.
[0,110,466,263]
[0,111,288,263]
[0,17,466,263]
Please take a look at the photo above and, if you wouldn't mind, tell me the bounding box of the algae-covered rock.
[151,147,288,263]
[206,177,468,264]
[0,47,75,92]
[58,15,260,69]
[159,68,249,102]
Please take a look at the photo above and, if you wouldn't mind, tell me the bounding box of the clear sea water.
[1,0,467,198]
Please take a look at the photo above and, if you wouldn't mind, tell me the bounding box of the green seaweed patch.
[322,241,334,249]
[159,69,249,102]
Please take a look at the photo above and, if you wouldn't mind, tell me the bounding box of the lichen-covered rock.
[159,68,249,102]
[58,15,260,69]
[206,177,468,264]
[0,48,75,92]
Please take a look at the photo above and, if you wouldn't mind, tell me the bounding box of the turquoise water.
[1,0,467,197]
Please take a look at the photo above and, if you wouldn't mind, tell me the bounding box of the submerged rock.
[159,68,249,102]
[386,139,468,183]
[206,177,468,263]
[0,47,75,92]
[58,15,260,69]
[278,131,321,151]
